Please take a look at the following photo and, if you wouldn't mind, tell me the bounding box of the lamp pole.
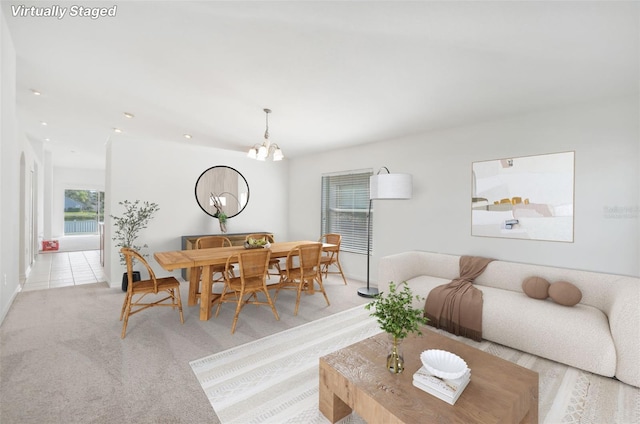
[358,198,378,298]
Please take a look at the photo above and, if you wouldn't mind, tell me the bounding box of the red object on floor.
[42,240,59,251]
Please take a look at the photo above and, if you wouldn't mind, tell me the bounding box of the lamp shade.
[370,173,412,200]
[272,148,284,161]
[257,145,268,160]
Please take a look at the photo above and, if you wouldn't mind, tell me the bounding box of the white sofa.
[378,251,640,388]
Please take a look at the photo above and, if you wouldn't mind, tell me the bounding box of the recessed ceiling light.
[31,89,41,96]
[113,128,122,133]
[183,134,192,139]
[44,138,50,142]
[123,112,134,119]
[40,121,47,126]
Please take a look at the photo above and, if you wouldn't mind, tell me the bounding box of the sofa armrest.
[378,252,424,291]
[378,251,460,295]
[606,277,640,387]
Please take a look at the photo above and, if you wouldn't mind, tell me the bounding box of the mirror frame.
[194,165,250,219]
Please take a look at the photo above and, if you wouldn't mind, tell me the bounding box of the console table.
[179,232,272,279]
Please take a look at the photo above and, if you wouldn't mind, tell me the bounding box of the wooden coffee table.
[319,329,538,423]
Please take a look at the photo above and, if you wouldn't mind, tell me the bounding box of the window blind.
[321,170,372,254]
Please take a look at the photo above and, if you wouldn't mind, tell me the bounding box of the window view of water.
[64,189,105,235]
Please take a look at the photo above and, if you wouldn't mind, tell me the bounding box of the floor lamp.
[358,167,412,298]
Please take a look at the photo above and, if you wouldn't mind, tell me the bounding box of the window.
[321,170,372,254]
[64,189,105,235]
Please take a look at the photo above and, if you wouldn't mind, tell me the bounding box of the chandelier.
[247,108,284,161]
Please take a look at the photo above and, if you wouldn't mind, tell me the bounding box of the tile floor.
[23,250,106,291]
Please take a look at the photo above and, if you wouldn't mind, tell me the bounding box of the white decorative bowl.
[420,349,468,380]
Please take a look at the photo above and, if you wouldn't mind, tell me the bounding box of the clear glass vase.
[387,336,404,373]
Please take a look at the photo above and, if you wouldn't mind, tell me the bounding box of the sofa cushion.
[549,281,582,306]
[522,276,550,299]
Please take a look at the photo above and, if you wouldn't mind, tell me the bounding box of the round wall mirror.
[194,165,249,219]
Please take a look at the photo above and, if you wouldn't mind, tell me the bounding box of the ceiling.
[3,1,638,170]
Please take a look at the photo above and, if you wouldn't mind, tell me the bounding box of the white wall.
[105,137,289,287]
[289,96,639,284]
[0,8,45,322]
[51,167,106,237]
[0,6,19,322]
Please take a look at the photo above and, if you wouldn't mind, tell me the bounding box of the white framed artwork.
[471,151,575,242]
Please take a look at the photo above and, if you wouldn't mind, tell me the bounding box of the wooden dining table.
[154,240,335,321]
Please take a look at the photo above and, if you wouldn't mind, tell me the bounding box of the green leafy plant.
[110,200,160,265]
[365,281,429,340]
[214,210,227,223]
[210,194,228,233]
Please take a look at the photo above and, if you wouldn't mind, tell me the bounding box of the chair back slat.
[297,243,322,279]
[196,236,232,249]
[320,233,341,251]
[238,249,271,280]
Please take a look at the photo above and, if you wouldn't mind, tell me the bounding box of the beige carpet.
[0,274,369,423]
[191,305,640,424]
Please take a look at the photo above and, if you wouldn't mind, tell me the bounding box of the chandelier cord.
[264,109,270,140]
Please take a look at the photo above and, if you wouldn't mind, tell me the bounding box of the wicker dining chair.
[192,236,235,304]
[245,233,281,278]
[318,233,347,285]
[215,248,280,333]
[120,247,184,339]
[195,235,233,249]
[275,242,330,316]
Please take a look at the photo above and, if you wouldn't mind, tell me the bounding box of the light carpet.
[191,305,640,424]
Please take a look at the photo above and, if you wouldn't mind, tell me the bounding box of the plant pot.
[122,271,140,292]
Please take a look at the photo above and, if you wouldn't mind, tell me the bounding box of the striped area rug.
[190,305,640,424]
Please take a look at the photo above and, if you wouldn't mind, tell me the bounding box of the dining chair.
[275,242,330,316]
[318,233,347,285]
[195,236,234,274]
[193,235,235,305]
[245,233,281,278]
[215,248,280,333]
[120,247,184,339]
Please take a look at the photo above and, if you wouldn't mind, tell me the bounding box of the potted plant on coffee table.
[111,200,160,291]
[365,281,429,373]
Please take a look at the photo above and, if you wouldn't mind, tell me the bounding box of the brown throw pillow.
[522,276,550,299]
[549,281,582,306]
